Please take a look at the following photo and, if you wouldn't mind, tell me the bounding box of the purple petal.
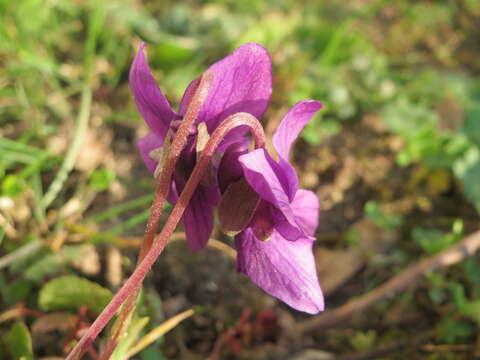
[136,132,163,173]
[137,132,179,203]
[270,208,304,241]
[178,77,200,116]
[272,101,322,160]
[268,154,298,203]
[292,190,319,236]
[239,148,303,240]
[197,43,272,132]
[218,177,260,236]
[235,229,324,314]
[249,200,275,241]
[239,149,291,205]
[130,43,180,138]
[217,142,248,192]
[182,186,218,252]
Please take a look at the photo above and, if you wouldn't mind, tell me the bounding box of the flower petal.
[217,142,248,191]
[239,149,290,205]
[292,190,319,236]
[136,132,163,173]
[182,186,217,252]
[218,177,260,236]
[250,200,275,241]
[178,77,201,116]
[235,229,324,314]
[130,43,180,138]
[239,148,304,240]
[198,43,272,131]
[271,156,298,203]
[272,100,322,160]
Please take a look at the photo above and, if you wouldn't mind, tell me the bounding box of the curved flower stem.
[142,70,214,262]
[99,71,214,359]
[66,113,265,360]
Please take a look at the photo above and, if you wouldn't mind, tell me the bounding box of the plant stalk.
[99,70,215,359]
[65,112,265,360]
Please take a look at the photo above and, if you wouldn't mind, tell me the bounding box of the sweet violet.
[134,43,324,313]
[67,42,323,360]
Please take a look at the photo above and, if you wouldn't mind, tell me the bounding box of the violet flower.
[66,43,322,360]
[218,101,324,314]
[132,42,272,252]
[133,42,323,313]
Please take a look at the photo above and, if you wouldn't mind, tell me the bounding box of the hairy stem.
[66,112,265,360]
[141,70,214,260]
[100,71,215,359]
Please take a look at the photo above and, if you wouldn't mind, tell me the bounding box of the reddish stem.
[16,302,44,318]
[65,112,265,360]
[100,71,215,360]
[86,346,99,360]
[63,305,90,354]
[208,308,252,360]
[140,70,213,261]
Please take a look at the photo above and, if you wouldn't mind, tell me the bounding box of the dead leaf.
[316,219,397,295]
[436,97,464,132]
[106,245,123,287]
[316,247,364,296]
[72,245,101,276]
[75,127,113,173]
[289,349,335,360]
[31,312,76,333]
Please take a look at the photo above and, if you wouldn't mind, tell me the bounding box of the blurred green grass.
[1,0,480,358]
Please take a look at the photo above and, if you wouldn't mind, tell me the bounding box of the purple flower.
[132,42,272,252]
[132,42,323,313]
[219,101,324,314]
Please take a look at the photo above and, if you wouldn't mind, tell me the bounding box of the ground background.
[1,0,480,359]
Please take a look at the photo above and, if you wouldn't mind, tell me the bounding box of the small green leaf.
[350,330,376,351]
[23,245,86,282]
[90,168,116,191]
[412,227,460,254]
[234,13,298,49]
[464,107,480,148]
[454,147,480,212]
[396,150,412,167]
[345,228,361,246]
[449,282,467,309]
[364,201,402,229]
[440,318,472,344]
[39,275,112,314]
[2,280,33,307]
[1,174,25,197]
[428,287,446,305]
[4,322,33,360]
[452,219,464,235]
[152,40,196,68]
[459,300,480,325]
[141,346,167,360]
[464,259,480,285]
[302,118,340,145]
[110,317,150,360]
